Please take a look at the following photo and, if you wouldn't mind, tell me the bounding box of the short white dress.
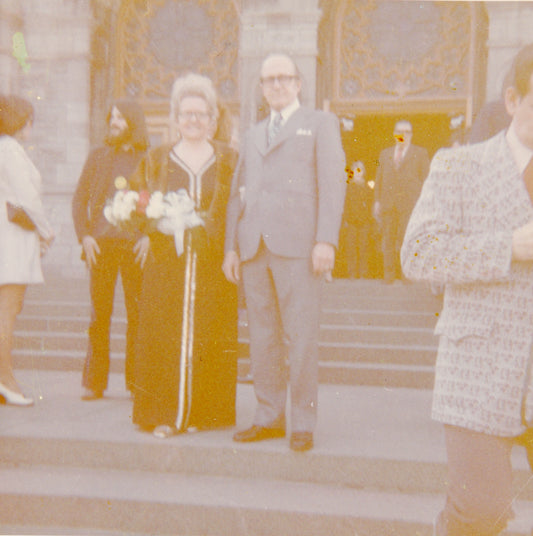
[0,135,52,285]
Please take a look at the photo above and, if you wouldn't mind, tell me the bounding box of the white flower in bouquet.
[145,191,166,219]
[104,190,139,225]
[153,189,203,256]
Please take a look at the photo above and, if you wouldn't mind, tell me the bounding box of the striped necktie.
[268,113,282,145]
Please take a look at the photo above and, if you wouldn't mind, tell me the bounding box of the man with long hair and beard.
[72,100,149,400]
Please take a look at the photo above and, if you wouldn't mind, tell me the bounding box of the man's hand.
[82,235,100,267]
[222,250,240,284]
[312,242,335,276]
[133,235,150,268]
[512,220,533,261]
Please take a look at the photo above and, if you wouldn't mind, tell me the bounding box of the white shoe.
[0,382,34,406]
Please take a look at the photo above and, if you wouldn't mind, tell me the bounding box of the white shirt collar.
[270,98,300,125]
[395,142,410,155]
[506,122,533,174]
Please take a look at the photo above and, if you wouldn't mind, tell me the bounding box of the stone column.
[239,0,322,129]
[484,2,533,101]
[0,0,23,94]
[18,0,92,276]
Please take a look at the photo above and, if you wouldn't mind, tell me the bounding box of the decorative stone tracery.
[114,0,239,107]
[321,0,485,119]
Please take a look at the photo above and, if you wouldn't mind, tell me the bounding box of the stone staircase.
[1,371,532,536]
[13,276,442,389]
[2,275,531,535]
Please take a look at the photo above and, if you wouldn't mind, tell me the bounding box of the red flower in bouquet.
[137,190,151,215]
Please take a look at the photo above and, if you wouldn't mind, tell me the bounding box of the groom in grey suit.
[223,53,346,451]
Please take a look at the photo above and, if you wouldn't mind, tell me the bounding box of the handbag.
[6,201,37,231]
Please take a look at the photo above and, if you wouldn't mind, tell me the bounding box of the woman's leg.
[0,284,27,393]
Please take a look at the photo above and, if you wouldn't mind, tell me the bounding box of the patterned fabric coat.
[401,131,533,437]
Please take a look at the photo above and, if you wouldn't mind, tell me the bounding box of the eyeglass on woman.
[179,111,211,121]
[260,75,298,87]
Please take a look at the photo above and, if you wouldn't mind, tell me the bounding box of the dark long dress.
[131,143,238,431]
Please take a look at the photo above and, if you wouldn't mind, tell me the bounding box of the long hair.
[105,99,150,151]
[509,43,533,98]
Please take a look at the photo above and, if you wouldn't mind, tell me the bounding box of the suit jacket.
[225,107,346,261]
[375,144,429,214]
[401,132,533,436]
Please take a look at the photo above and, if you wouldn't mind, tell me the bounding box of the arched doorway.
[318,1,488,278]
[113,0,240,145]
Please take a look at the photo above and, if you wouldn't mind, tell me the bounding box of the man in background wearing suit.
[223,53,346,452]
[401,44,533,535]
[72,100,149,400]
[374,120,429,283]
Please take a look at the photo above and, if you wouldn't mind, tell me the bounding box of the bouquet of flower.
[103,190,149,227]
[145,189,204,255]
[104,189,203,256]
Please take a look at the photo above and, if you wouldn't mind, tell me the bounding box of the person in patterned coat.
[401,44,533,536]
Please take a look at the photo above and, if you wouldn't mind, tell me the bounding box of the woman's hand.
[39,235,54,257]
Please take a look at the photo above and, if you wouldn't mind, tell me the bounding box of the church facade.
[1,0,532,276]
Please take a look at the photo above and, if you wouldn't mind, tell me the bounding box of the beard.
[106,125,131,147]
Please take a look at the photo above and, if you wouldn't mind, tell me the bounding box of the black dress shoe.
[233,424,286,442]
[81,388,103,401]
[290,432,313,452]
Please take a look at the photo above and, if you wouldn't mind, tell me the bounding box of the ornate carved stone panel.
[326,0,480,116]
[115,0,239,106]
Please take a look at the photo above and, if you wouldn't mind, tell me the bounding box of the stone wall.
[239,0,321,128]
[0,0,93,277]
[485,2,533,101]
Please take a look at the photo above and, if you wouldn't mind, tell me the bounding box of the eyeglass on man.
[260,75,298,87]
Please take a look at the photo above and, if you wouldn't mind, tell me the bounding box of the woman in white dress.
[0,95,54,405]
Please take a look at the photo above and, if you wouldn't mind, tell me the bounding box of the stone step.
[237,340,437,365]
[2,372,531,496]
[13,336,437,369]
[0,371,530,535]
[14,328,437,361]
[11,349,436,388]
[19,302,439,330]
[239,323,437,346]
[322,308,439,328]
[15,316,437,347]
[30,277,442,312]
[15,277,442,388]
[0,464,530,536]
[14,331,125,353]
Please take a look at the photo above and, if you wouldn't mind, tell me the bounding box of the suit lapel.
[273,108,307,151]
[253,119,269,156]
[254,108,307,155]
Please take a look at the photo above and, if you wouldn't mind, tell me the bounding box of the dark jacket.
[71,145,145,242]
[71,100,149,242]
[375,144,430,213]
